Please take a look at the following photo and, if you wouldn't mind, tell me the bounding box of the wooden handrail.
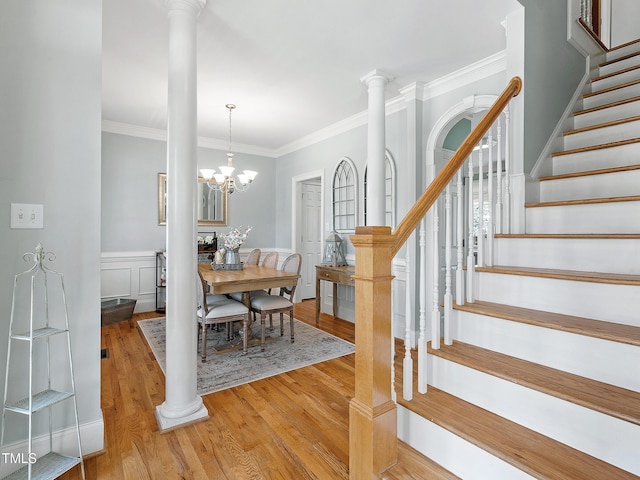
[391,76,522,256]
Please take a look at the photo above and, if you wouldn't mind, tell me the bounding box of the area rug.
[138,317,354,395]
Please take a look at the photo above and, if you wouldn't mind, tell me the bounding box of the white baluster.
[466,154,475,303]
[456,170,465,304]
[487,131,494,267]
[431,199,440,350]
[504,108,511,234]
[418,220,427,393]
[495,117,503,235]
[444,184,453,345]
[477,144,484,267]
[403,234,413,400]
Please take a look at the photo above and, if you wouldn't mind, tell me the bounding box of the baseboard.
[0,416,104,477]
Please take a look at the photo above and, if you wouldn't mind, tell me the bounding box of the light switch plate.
[11,203,44,229]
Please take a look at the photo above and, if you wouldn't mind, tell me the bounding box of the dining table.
[198,263,301,351]
[198,263,300,308]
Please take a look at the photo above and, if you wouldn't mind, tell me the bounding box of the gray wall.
[0,0,102,443]
[518,0,585,173]
[102,132,277,252]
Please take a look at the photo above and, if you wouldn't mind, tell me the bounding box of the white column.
[361,69,393,226]
[156,0,208,431]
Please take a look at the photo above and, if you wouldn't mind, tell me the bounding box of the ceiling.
[102,0,521,154]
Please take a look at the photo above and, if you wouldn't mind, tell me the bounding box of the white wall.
[101,132,278,252]
[0,0,103,455]
[610,0,640,47]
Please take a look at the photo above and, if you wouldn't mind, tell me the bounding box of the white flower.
[223,226,252,250]
[204,235,214,244]
[197,236,205,244]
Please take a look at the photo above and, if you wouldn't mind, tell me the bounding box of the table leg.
[315,277,321,324]
[333,283,338,318]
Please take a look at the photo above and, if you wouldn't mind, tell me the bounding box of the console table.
[315,264,355,324]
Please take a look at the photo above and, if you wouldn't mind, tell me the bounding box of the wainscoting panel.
[101,251,157,312]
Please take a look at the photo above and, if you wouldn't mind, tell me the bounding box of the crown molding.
[101,120,278,158]
[103,50,506,159]
[420,50,507,102]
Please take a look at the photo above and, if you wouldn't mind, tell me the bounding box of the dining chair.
[229,251,280,303]
[249,253,302,351]
[261,251,279,270]
[197,271,250,361]
[245,248,261,265]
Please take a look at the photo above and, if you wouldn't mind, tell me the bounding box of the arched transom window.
[332,158,358,232]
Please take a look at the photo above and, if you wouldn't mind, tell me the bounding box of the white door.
[299,181,322,300]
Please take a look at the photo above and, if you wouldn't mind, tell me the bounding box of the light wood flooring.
[59,299,454,479]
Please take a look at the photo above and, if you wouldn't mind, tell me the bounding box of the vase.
[225,248,241,265]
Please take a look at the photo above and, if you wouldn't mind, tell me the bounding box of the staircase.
[396,40,640,478]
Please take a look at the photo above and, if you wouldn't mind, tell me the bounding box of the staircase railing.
[348,76,522,479]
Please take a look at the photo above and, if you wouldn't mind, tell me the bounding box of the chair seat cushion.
[206,293,229,304]
[229,290,265,302]
[198,298,248,320]
[250,294,293,311]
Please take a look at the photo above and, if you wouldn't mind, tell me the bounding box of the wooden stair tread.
[564,114,640,136]
[525,194,640,208]
[395,384,636,480]
[591,64,640,84]
[573,95,640,117]
[583,78,640,99]
[600,50,640,68]
[552,137,640,156]
[455,299,640,347]
[539,164,640,181]
[495,233,640,239]
[428,340,640,426]
[475,265,640,286]
[383,441,461,480]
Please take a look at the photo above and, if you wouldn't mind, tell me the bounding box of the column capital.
[165,0,207,12]
[360,69,394,87]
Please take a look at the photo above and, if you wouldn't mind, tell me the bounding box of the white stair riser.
[563,120,640,151]
[455,310,640,391]
[494,237,640,274]
[590,68,640,93]
[476,272,640,326]
[540,169,640,203]
[583,83,640,110]
[573,99,640,129]
[428,355,640,475]
[599,55,640,76]
[397,406,535,480]
[552,142,640,175]
[525,201,640,234]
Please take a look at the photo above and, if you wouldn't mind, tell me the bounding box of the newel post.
[349,226,397,479]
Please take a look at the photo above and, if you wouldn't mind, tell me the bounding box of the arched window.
[363,153,396,227]
[332,158,358,232]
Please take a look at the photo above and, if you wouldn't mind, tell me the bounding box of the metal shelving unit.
[155,250,166,313]
[1,244,85,480]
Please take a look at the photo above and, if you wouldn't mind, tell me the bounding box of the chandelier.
[200,104,257,194]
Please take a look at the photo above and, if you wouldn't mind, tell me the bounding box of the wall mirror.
[158,173,228,226]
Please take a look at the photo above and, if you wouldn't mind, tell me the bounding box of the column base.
[155,399,209,433]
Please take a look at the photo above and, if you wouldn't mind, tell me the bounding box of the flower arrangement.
[223,226,252,251]
[197,234,217,251]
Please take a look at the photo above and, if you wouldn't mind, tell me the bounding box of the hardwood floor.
[59,299,453,479]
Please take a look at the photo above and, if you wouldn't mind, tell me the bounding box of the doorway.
[292,171,324,301]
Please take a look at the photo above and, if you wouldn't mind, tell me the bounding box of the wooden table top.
[198,263,300,295]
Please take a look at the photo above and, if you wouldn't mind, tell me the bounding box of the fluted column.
[361,70,393,226]
[155,0,208,431]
